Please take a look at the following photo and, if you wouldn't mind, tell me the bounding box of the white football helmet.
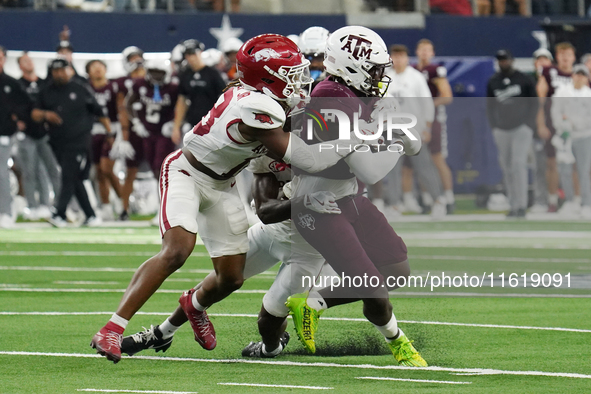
[122,46,144,73]
[299,26,330,57]
[324,26,392,97]
[144,58,171,85]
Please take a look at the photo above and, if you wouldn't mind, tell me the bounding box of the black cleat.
[119,210,130,221]
[242,332,290,358]
[121,325,173,356]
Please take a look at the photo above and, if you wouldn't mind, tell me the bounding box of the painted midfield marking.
[1,311,590,333]
[2,351,590,380]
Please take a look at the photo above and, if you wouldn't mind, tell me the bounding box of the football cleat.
[179,289,216,350]
[285,293,322,354]
[387,332,428,367]
[90,322,124,363]
[120,325,173,356]
[242,332,290,358]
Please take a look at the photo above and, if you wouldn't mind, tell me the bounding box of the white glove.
[304,191,341,214]
[396,127,422,156]
[552,134,575,164]
[109,137,135,160]
[371,98,400,122]
[131,118,150,138]
[161,120,174,138]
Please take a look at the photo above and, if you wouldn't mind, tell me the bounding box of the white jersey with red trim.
[183,86,286,178]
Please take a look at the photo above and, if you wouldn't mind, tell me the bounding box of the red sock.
[105,321,125,335]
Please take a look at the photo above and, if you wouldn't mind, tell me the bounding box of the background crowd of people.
[2,25,591,229]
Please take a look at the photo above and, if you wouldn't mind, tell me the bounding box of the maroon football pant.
[126,132,176,179]
[293,195,408,298]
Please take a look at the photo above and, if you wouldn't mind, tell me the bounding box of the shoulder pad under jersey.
[239,91,286,130]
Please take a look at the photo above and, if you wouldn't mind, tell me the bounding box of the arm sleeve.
[344,147,403,185]
[282,132,351,173]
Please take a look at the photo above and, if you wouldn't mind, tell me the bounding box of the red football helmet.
[236,34,313,107]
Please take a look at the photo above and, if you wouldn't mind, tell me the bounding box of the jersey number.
[146,103,161,124]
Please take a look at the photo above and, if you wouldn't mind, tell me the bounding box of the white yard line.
[355,377,471,384]
[217,383,332,390]
[1,351,590,380]
[54,281,120,285]
[1,311,590,333]
[78,390,198,394]
[0,266,277,275]
[0,286,587,298]
[413,255,591,264]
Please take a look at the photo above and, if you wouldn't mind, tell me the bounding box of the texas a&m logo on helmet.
[340,34,373,60]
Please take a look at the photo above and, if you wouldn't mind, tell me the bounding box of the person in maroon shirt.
[87,60,122,221]
[114,46,146,221]
[414,39,455,213]
[125,59,179,183]
[536,42,576,212]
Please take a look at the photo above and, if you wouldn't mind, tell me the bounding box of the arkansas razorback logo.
[254,113,273,124]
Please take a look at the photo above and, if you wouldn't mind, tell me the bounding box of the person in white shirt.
[373,44,445,218]
[551,64,591,219]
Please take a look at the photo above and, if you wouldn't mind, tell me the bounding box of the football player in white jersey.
[118,154,337,358]
[91,34,376,363]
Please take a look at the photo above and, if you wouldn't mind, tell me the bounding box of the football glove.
[370,97,400,122]
[131,118,150,138]
[109,134,135,160]
[304,191,341,215]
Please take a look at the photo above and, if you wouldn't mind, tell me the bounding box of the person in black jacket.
[32,58,112,228]
[0,45,31,228]
[487,49,538,218]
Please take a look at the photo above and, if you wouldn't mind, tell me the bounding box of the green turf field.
[1,220,590,393]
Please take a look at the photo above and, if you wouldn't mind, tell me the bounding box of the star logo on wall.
[209,14,244,50]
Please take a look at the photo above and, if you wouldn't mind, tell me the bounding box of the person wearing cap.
[487,49,538,218]
[550,64,591,219]
[0,45,32,228]
[31,58,112,228]
[172,39,226,146]
[16,51,60,222]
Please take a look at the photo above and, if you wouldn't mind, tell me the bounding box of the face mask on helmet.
[363,62,392,97]
[262,59,314,108]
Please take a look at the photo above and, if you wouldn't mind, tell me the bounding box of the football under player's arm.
[242,124,353,174]
[252,172,294,224]
[432,77,453,107]
[172,94,189,144]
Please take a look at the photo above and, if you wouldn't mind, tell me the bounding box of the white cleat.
[36,206,52,220]
[83,216,103,227]
[431,201,447,220]
[580,206,591,220]
[0,214,14,229]
[529,204,548,214]
[558,201,581,217]
[48,215,67,228]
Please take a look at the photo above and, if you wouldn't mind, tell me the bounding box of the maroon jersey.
[541,66,572,98]
[414,63,447,98]
[130,78,179,135]
[294,78,375,180]
[90,79,119,123]
[113,75,137,98]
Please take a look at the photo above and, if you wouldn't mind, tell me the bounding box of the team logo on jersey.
[254,113,273,124]
[3,85,11,94]
[268,161,289,172]
[298,212,316,230]
[254,48,282,62]
[340,34,372,60]
[69,92,77,100]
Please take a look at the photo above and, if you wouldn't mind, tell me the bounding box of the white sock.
[307,291,327,311]
[386,328,404,343]
[159,318,180,339]
[109,313,129,330]
[549,194,558,205]
[374,313,399,340]
[445,190,455,204]
[191,291,207,311]
[262,343,283,356]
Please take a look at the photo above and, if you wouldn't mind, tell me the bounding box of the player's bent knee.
[159,244,193,272]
